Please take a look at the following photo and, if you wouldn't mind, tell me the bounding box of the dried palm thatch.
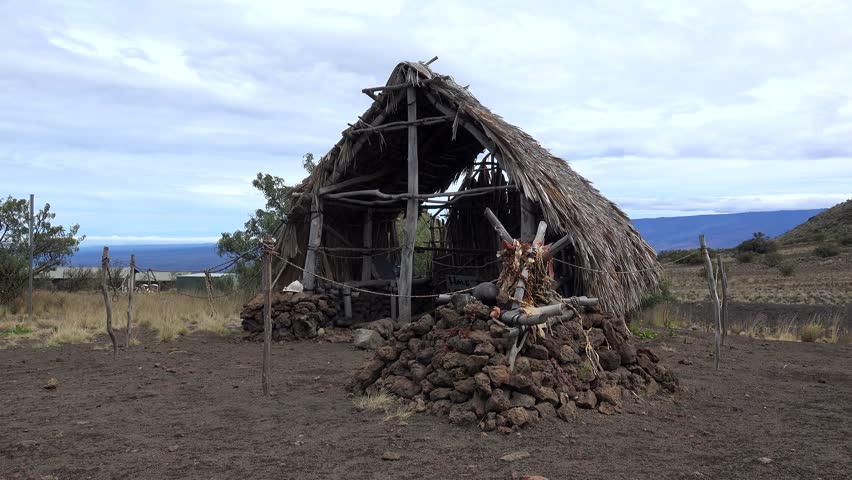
[276,60,659,315]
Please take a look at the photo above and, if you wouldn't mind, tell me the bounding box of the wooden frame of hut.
[276,59,659,322]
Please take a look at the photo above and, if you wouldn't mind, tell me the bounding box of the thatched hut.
[276,59,659,322]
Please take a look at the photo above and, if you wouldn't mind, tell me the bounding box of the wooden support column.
[397,86,419,323]
[361,209,373,282]
[520,194,536,243]
[302,195,324,291]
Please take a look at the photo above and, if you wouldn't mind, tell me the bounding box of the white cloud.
[1,0,851,239]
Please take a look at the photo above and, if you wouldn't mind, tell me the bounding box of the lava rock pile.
[241,291,338,340]
[350,299,677,432]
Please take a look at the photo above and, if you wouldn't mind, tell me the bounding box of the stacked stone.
[350,300,677,432]
[240,291,338,340]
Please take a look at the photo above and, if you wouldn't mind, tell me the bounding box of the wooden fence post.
[28,194,34,322]
[716,254,728,346]
[126,254,135,347]
[700,235,721,370]
[101,246,117,359]
[261,236,273,395]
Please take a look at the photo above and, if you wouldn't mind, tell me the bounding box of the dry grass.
[799,323,825,343]
[0,290,243,348]
[353,389,395,412]
[730,312,848,344]
[352,389,415,423]
[383,403,416,422]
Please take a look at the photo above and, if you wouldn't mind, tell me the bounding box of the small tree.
[0,196,84,304]
[217,153,316,292]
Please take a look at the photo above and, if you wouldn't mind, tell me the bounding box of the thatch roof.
[277,60,659,315]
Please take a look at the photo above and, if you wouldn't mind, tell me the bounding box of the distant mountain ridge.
[68,208,829,268]
[71,243,222,271]
[777,200,852,244]
[632,209,825,252]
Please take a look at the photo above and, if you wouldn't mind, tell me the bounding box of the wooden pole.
[126,254,135,347]
[101,246,116,359]
[343,287,353,320]
[361,209,373,282]
[484,207,513,244]
[520,194,536,243]
[717,254,728,346]
[262,237,273,395]
[397,86,419,323]
[27,194,33,322]
[700,235,721,370]
[302,195,324,291]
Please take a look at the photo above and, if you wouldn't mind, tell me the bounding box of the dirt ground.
[2,328,850,480]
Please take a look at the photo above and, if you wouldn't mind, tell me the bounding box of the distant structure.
[175,272,236,296]
[275,59,658,321]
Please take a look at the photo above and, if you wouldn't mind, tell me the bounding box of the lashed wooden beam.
[362,77,445,95]
[344,115,453,137]
[318,167,393,195]
[324,184,514,201]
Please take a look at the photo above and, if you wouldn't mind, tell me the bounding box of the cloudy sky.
[2,0,851,245]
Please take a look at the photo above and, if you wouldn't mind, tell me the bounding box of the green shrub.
[814,245,840,258]
[639,277,676,309]
[735,251,755,263]
[736,232,778,254]
[778,264,796,277]
[629,325,658,339]
[2,323,32,336]
[762,253,783,267]
[656,248,707,266]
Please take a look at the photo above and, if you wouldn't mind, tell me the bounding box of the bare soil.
[2,328,850,479]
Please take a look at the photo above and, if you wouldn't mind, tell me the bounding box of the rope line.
[270,250,490,299]
[430,256,503,269]
[551,250,699,274]
[313,245,404,259]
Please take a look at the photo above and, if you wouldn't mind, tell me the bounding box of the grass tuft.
[2,323,32,336]
[353,389,395,412]
[383,403,415,422]
[353,389,416,423]
[800,323,825,342]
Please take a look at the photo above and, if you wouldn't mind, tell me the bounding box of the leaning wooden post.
[100,246,117,359]
[717,254,728,346]
[700,235,721,370]
[484,207,513,243]
[397,85,419,323]
[126,254,135,348]
[261,236,274,395]
[302,194,324,291]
